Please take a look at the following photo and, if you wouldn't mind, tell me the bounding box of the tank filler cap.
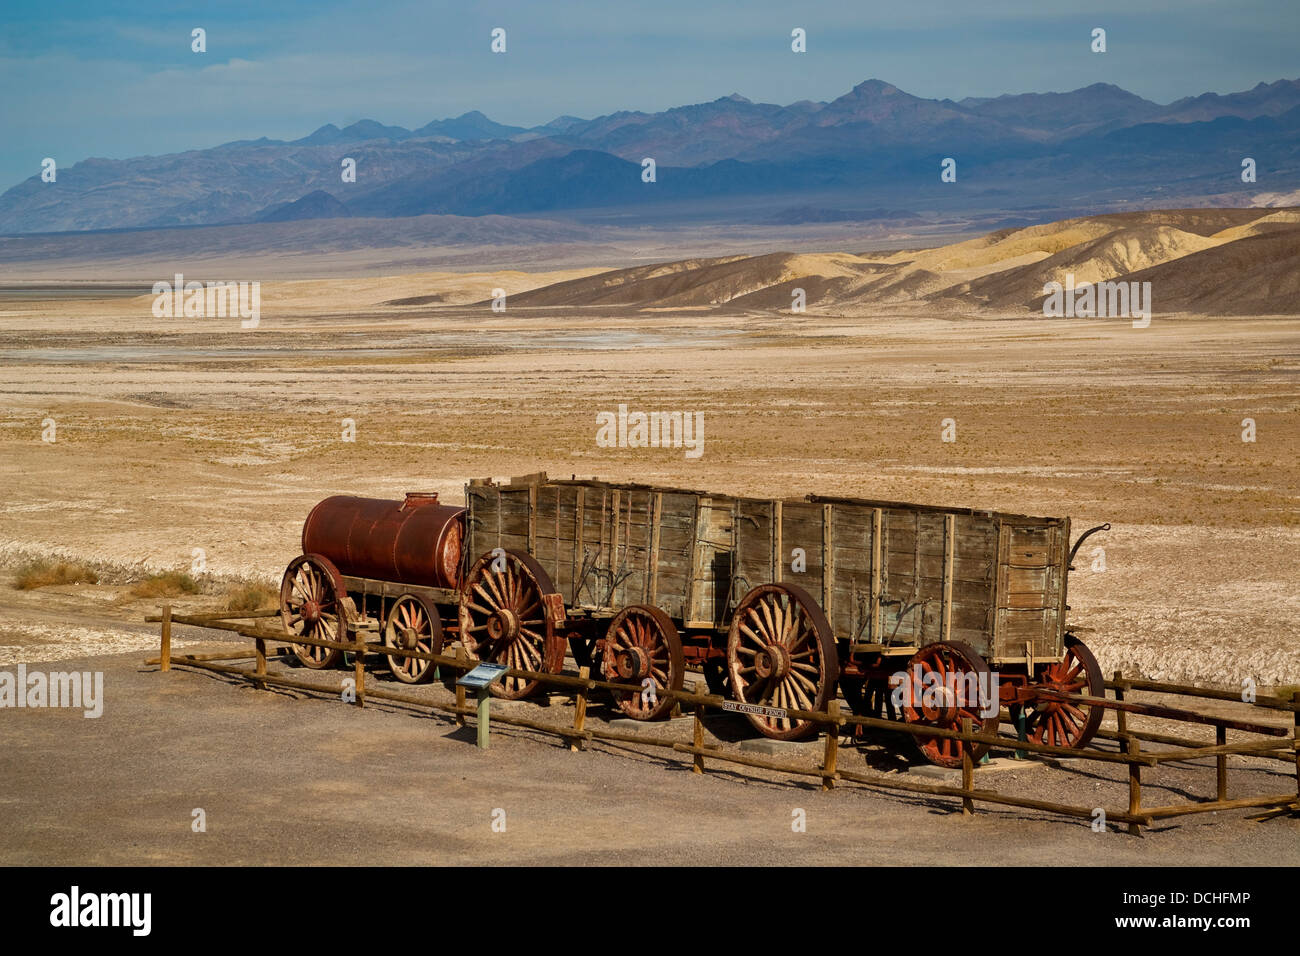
[402,492,440,509]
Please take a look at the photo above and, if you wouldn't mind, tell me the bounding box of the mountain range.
[3,78,1299,234]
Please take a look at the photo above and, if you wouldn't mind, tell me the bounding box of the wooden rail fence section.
[147,606,1300,833]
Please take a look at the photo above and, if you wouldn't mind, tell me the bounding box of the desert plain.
[0,210,1297,863]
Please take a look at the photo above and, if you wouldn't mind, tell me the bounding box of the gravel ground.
[1,618,1296,867]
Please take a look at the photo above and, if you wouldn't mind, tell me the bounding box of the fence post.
[353,635,365,708]
[1113,670,1127,738]
[1216,725,1228,801]
[1127,736,1142,836]
[961,716,974,816]
[254,636,267,689]
[571,665,590,752]
[1292,691,1299,804]
[692,705,705,774]
[821,700,840,791]
[455,646,468,727]
[476,688,490,750]
[159,604,172,672]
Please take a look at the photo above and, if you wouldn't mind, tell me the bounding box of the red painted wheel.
[279,553,350,669]
[726,583,839,741]
[458,549,565,700]
[900,641,1000,768]
[600,605,684,721]
[384,593,444,684]
[1024,636,1104,749]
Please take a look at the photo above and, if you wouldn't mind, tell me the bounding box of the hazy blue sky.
[1,0,1297,190]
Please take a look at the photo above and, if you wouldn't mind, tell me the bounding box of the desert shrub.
[13,559,99,590]
[130,571,201,599]
[224,582,278,614]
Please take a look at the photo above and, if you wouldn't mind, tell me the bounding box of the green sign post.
[457,663,509,750]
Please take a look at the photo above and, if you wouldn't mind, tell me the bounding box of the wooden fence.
[147,606,1300,834]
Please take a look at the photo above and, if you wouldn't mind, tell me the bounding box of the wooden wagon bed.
[464,473,1070,666]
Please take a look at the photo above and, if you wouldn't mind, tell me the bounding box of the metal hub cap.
[920,682,957,723]
[753,643,791,682]
[615,646,651,681]
[486,608,519,643]
[302,600,321,624]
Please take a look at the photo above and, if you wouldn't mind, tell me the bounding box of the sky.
[1,0,1297,190]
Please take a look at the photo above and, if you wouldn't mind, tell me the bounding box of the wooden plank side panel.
[653,492,699,620]
[470,479,738,624]
[572,486,585,607]
[464,484,495,562]
[872,507,1000,654]
[779,501,825,614]
[465,485,535,592]
[530,485,568,600]
[573,486,607,606]
[885,551,996,584]
[687,497,737,627]
[612,488,655,609]
[733,499,775,602]
[993,520,1070,661]
[870,507,882,644]
[824,501,878,643]
[648,492,662,606]
[497,488,532,551]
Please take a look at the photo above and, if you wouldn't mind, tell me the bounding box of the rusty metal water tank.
[301,493,465,589]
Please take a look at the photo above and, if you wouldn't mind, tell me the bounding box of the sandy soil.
[2,630,1296,866]
[1,276,1296,688]
[0,267,1297,865]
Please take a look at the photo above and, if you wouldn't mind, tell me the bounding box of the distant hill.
[1,77,1298,234]
[255,189,351,222]
[500,207,1300,315]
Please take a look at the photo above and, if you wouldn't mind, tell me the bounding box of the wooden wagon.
[277,472,1110,767]
[456,473,1109,766]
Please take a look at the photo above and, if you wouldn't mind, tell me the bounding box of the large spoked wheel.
[900,641,1000,768]
[1024,635,1104,750]
[384,594,444,685]
[458,549,565,700]
[600,605,684,721]
[726,583,840,741]
[280,553,350,670]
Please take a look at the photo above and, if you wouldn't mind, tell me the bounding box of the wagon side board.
[990,517,1070,664]
[465,477,1073,667]
[802,495,1070,665]
[466,476,735,628]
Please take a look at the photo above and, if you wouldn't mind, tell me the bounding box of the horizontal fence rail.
[146,605,1300,833]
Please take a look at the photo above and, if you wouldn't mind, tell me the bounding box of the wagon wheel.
[1023,635,1104,749]
[279,553,349,670]
[900,641,1000,769]
[726,583,840,741]
[384,593,445,685]
[458,549,565,700]
[600,605,684,721]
